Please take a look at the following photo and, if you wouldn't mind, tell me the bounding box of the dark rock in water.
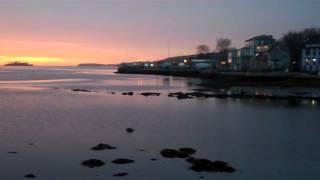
[72,89,92,93]
[110,92,116,94]
[24,174,36,178]
[186,158,235,173]
[113,172,128,177]
[199,176,205,179]
[160,149,177,158]
[177,94,194,100]
[122,92,134,96]
[112,158,135,164]
[213,94,229,99]
[150,158,158,161]
[186,157,196,163]
[160,148,189,158]
[137,149,145,152]
[168,92,194,100]
[179,148,196,155]
[186,92,211,98]
[168,92,184,97]
[91,144,116,151]
[126,128,134,133]
[8,151,18,154]
[175,151,190,158]
[81,159,105,168]
[141,92,161,97]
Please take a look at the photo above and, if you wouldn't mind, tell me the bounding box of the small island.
[5,61,34,66]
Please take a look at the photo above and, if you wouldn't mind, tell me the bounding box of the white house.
[301,44,320,74]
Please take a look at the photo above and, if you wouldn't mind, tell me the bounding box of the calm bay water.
[0,66,319,180]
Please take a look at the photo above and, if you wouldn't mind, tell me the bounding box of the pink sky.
[0,0,319,66]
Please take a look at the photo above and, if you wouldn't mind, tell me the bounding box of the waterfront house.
[228,48,251,71]
[229,35,289,72]
[301,44,320,74]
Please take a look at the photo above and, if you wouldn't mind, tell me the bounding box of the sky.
[0,0,319,66]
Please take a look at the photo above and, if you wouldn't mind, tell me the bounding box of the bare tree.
[196,45,210,55]
[216,38,231,52]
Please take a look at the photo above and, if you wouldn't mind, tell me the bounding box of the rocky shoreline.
[116,68,320,87]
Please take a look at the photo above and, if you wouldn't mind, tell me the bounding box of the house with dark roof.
[229,35,289,72]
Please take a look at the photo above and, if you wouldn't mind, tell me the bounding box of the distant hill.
[77,63,118,67]
[5,61,33,66]
[156,52,225,63]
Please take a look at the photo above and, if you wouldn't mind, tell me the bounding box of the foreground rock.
[141,92,161,97]
[113,172,128,177]
[122,92,134,96]
[8,151,18,154]
[160,148,189,158]
[112,158,135,164]
[71,89,92,93]
[91,143,116,151]
[126,128,134,133]
[186,158,235,173]
[168,92,194,100]
[24,174,36,178]
[178,148,196,155]
[81,159,105,168]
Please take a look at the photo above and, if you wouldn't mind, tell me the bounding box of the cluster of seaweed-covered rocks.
[80,143,236,178]
[70,88,320,101]
[9,125,236,179]
[77,128,236,178]
[160,148,235,173]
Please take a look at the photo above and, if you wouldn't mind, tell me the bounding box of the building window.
[306,48,310,55]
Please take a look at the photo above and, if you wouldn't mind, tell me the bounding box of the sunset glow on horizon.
[1,0,319,66]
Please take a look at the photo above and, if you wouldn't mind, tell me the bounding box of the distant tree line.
[196,38,232,59]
